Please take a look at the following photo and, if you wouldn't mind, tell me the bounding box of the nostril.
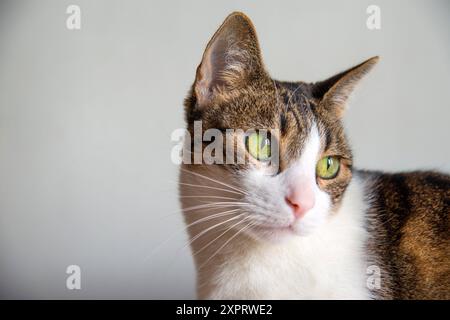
[285,197,299,210]
[285,196,304,218]
[285,187,315,219]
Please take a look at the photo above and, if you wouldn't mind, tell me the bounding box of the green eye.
[245,132,271,161]
[316,156,340,179]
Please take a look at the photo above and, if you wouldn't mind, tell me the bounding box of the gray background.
[0,0,449,299]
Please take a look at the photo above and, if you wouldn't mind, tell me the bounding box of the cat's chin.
[248,224,300,243]
[247,221,325,242]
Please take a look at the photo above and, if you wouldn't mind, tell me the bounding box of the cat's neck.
[191,174,371,299]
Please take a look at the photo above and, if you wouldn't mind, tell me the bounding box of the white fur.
[181,125,370,299]
[242,125,331,238]
[206,175,369,299]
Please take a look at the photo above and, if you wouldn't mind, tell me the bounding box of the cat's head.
[180,12,378,242]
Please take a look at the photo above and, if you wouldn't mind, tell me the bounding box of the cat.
[179,12,450,299]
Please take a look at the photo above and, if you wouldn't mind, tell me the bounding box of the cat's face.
[180,12,377,242]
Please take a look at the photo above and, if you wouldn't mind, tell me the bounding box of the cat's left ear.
[312,56,379,117]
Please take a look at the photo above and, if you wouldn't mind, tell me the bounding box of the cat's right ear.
[194,12,266,108]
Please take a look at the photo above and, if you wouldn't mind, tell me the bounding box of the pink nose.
[285,188,315,219]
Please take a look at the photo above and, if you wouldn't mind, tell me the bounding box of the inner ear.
[312,56,379,117]
[195,12,266,107]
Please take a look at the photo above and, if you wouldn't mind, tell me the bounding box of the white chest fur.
[201,176,370,300]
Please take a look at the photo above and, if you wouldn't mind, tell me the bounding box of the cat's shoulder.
[358,168,449,198]
[357,169,449,221]
[357,169,449,299]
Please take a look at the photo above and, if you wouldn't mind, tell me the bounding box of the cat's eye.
[316,156,340,179]
[245,132,271,161]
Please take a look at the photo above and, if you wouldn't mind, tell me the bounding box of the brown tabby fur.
[362,171,450,299]
[182,12,450,299]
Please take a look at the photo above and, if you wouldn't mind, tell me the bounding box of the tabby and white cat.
[179,12,449,299]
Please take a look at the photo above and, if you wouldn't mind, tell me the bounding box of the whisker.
[180,202,239,214]
[184,213,245,249]
[182,201,252,212]
[193,215,250,257]
[179,195,240,201]
[184,209,241,229]
[198,219,255,271]
[145,209,242,261]
[180,168,248,196]
[151,201,245,223]
[178,182,243,196]
[287,83,303,109]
